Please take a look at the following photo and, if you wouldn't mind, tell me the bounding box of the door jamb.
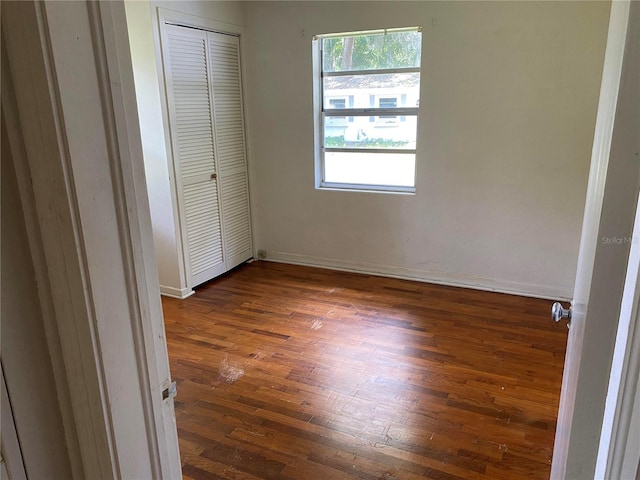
[2,1,181,477]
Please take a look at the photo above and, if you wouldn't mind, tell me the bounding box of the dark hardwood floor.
[161,261,568,480]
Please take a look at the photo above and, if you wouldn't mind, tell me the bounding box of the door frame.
[2,1,180,478]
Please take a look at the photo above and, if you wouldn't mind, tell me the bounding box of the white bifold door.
[162,24,252,287]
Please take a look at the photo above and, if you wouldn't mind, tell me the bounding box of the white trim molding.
[2,1,181,478]
[90,2,182,478]
[157,6,246,36]
[3,2,117,476]
[1,26,84,479]
[262,251,572,301]
[160,285,195,300]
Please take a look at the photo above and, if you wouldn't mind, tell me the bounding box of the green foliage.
[323,37,343,72]
[322,31,421,72]
[324,135,409,148]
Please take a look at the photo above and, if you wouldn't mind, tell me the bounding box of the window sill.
[317,183,416,195]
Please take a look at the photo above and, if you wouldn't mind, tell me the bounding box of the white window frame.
[312,27,421,193]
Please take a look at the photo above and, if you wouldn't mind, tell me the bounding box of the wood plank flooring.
[161,261,568,480]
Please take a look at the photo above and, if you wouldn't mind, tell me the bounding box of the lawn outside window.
[313,27,422,193]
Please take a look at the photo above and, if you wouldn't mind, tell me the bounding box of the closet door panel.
[208,32,253,269]
[220,172,252,263]
[164,25,226,286]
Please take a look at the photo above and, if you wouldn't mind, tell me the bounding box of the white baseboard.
[262,251,572,301]
[159,285,194,299]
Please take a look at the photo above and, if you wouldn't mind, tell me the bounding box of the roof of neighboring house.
[324,72,420,90]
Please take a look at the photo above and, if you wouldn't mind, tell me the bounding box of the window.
[313,27,422,192]
[377,97,398,123]
[326,97,348,126]
[329,98,346,109]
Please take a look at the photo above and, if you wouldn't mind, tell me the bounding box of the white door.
[208,32,253,271]
[162,24,227,287]
[594,2,640,477]
[551,2,636,478]
[162,25,253,288]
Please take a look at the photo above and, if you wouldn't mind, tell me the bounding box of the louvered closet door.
[208,32,253,270]
[163,25,226,287]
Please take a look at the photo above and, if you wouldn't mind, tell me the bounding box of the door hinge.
[162,381,177,401]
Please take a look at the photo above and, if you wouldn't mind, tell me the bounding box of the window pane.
[323,72,419,110]
[324,151,415,187]
[324,115,417,149]
[322,30,421,73]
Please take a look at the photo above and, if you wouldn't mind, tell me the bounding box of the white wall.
[153,0,245,27]
[244,1,610,299]
[126,0,186,298]
[125,0,246,297]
